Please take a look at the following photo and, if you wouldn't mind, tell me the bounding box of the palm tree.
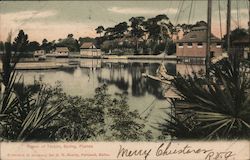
[160,56,250,140]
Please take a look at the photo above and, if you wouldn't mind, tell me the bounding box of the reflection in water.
[176,63,205,75]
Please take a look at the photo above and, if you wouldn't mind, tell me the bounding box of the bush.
[55,84,152,141]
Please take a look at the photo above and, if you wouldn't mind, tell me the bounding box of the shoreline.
[0,55,177,70]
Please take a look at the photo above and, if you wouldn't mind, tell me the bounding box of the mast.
[226,0,231,53]
[206,0,212,75]
[249,0,250,51]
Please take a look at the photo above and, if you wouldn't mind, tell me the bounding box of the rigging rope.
[140,98,157,116]
[236,0,241,28]
[175,0,185,25]
[188,0,194,24]
[218,0,223,39]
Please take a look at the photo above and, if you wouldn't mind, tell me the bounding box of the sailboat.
[142,62,174,85]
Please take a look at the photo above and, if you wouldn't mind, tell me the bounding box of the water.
[18,58,178,138]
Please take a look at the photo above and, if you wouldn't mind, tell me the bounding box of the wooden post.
[206,0,212,75]
[248,0,250,52]
[226,0,231,53]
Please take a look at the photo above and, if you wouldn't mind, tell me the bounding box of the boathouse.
[176,26,223,63]
[54,47,69,57]
[80,42,101,57]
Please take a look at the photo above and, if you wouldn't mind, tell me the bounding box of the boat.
[142,63,174,85]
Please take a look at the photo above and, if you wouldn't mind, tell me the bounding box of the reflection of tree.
[97,63,129,91]
[96,62,173,99]
[130,63,146,97]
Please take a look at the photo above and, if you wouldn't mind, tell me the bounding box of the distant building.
[232,35,250,59]
[54,47,69,57]
[80,42,101,57]
[33,50,45,57]
[176,26,223,63]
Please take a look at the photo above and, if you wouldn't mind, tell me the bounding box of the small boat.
[142,63,174,84]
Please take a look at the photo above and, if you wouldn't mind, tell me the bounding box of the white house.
[54,47,69,57]
[33,50,45,57]
[80,42,101,57]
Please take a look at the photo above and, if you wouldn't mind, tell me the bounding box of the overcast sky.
[0,0,249,43]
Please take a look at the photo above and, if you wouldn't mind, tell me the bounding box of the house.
[176,26,223,63]
[80,42,101,57]
[33,50,45,57]
[232,35,250,59]
[54,47,69,57]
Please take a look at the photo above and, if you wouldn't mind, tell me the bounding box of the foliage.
[222,27,249,49]
[55,84,152,141]
[79,37,95,46]
[56,34,79,52]
[27,41,40,52]
[160,58,250,140]
[0,41,4,51]
[12,30,29,53]
[0,38,63,141]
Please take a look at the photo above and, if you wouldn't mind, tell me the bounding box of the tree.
[104,27,115,40]
[95,26,105,37]
[114,22,128,38]
[143,14,172,54]
[129,16,145,53]
[56,34,79,52]
[42,38,48,44]
[0,41,4,51]
[67,34,74,38]
[222,27,249,49]
[12,30,29,52]
[27,41,40,52]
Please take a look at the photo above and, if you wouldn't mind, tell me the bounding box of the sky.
[0,0,249,43]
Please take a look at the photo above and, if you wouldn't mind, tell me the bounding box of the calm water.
[18,59,180,138]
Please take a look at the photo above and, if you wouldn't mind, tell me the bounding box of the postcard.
[0,0,249,160]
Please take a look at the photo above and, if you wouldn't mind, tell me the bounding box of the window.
[197,42,203,48]
[187,43,193,48]
[178,43,184,48]
[216,43,221,48]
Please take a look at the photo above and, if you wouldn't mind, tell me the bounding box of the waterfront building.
[176,26,223,63]
[80,42,101,57]
[33,50,45,57]
[54,47,69,57]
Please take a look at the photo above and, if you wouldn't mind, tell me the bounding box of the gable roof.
[55,47,69,52]
[80,42,95,49]
[176,26,221,43]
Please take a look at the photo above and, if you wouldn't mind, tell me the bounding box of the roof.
[176,27,221,43]
[232,35,250,44]
[80,42,95,49]
[55,47,69,52]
